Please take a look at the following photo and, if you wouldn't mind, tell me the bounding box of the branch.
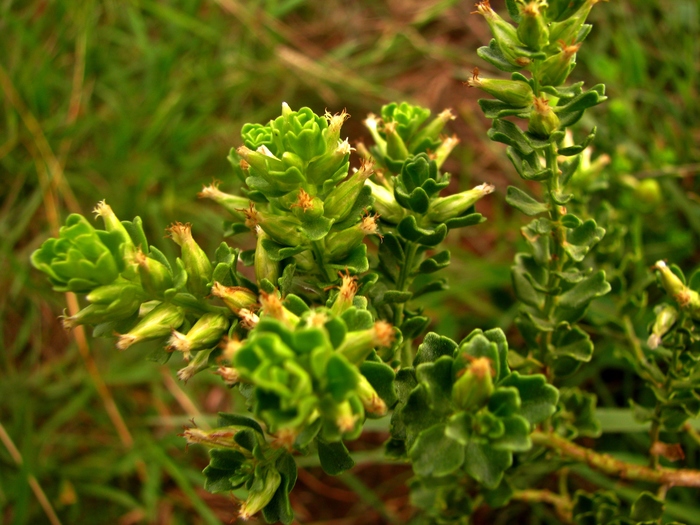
[513,489,572,524]
[532,431,700,487]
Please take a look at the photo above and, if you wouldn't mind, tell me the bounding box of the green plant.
[26,1,700,523]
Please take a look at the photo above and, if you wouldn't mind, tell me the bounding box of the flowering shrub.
[31,1,700,523]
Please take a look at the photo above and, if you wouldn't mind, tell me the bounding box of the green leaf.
[401,315,431,339]
[327,244,369,273]
[512,254,547,309]
[217,413,265,435]
[412,279,448,299]
[261,239,307,262]
[551,324,594,362]
[477,39,522,73]
[506,186,548,216]
[360,361,398,408]
[409,424,465,477]
[414,332,458,366]
[630,492,665,522]
[463,441,512,489]
[380,290,413,304]
[507,147,550,181]
[558,127,597,156]
[490,415,531,452]
[317,439,355,475]
[564,219,605,262]
[398,216,448,246]
[561,214,582,228]
[499,372,558,424]
[488,120,534,156]
[418,250,451,274]
[554,271,611,324]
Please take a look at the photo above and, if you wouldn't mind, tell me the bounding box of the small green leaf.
[409,424,465,477]
[630,492,665,522]
[414,332,458,366]
[551,324,594,362]
[488,120,534,156]
[418,250,451,274]
[463,441,512,489]
[554,271,611,324]
[506,186,549,216]
[499,373,558,424]
[563,219,605,262]
[317,439,355,475]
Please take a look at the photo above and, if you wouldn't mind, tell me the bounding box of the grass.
[1,0,699,523]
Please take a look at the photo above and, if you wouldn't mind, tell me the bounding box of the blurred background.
[1,0,699,523]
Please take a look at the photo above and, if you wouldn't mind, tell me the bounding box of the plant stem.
[513,489,572,524]
[394,241,419,367]
[532,431,700,487]
[311,240,333,283]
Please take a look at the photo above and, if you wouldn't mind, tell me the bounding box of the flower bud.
[211,282,258,313]
[452,356,494,411]
[238,308,260,330]
[305,139,352,185]
[323,160,374,221]
[135,249,173,297]
[647,304,678,350]
[548,0,602,48]
[334,400,361,436]
[337,321,395,365]
[291,188,325,220]
[517,1,550,51]
[237,145,285,174]
[357,375,387,417]
[325,214,381,259]
[363,113,387,155]
[183,426,251,453]
[293,250,315,271]
[409,109,455,151]
[427,183,495,223]
[86,281,142,305]
[245,205,305,246]
[383,121,410,161]
[365,180,405,224]
[528,97,560,137]
[177,347,215,382]
[254,228,280,285]
[61,295,141,330]
[93,200,134,252]
[213,365,240,386]
[116,302,185,350]
[434,135,460,170]
[330,273,358,316]
[634,179,662,207]
[239,466,282,521]
[260,291,299,327]
[653,261,700,319]
[197,181,249,221]
[466,68,534,107]
[473,1,531,68]
[323,109,350,150]
[169,312,230,360]
[167,223,212,297]
[539,41,580,87]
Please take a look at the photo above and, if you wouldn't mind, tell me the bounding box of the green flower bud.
[239,465,282,521]
[291,188,325,220]
[517,1,550,51]
[177,346,215,382]
[86,280,142,305]
[647,304,678,350]
[183,425,252,454]
[434,135,460,170]
[383,121,410,161]
[427,183,495,223]
[528,97,560,137]
[473,1,531,68]
[62,291,142,330]
[365,179,405,224]
[408,109,455,152]
[116,302,185,350]
[236,144,285,174]
[466,68,534,107]
[548,0,601,48]
[31,214,123,293]
[323,160,374,221]
[363,113,387,156]
[330,273,358,317]
[653,261,700,319]
[323,109,350,150]
[452,356,494,411]
[93,200,134,253]
[539,41,580,87]
[211,282,258,313]
[305,138,352,185]
[167,223,212,297]
[135,249,173,298]
[325,214,381,259]
[333,399,362,437]
[357,374,387,417]
[169,312,230,360]
[254,229,280,285]
[197,181,249,221]
[245,204,305,246]
[260,290,300,327]
[337,321,395,365]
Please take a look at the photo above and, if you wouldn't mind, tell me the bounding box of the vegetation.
[3,0,700,523]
